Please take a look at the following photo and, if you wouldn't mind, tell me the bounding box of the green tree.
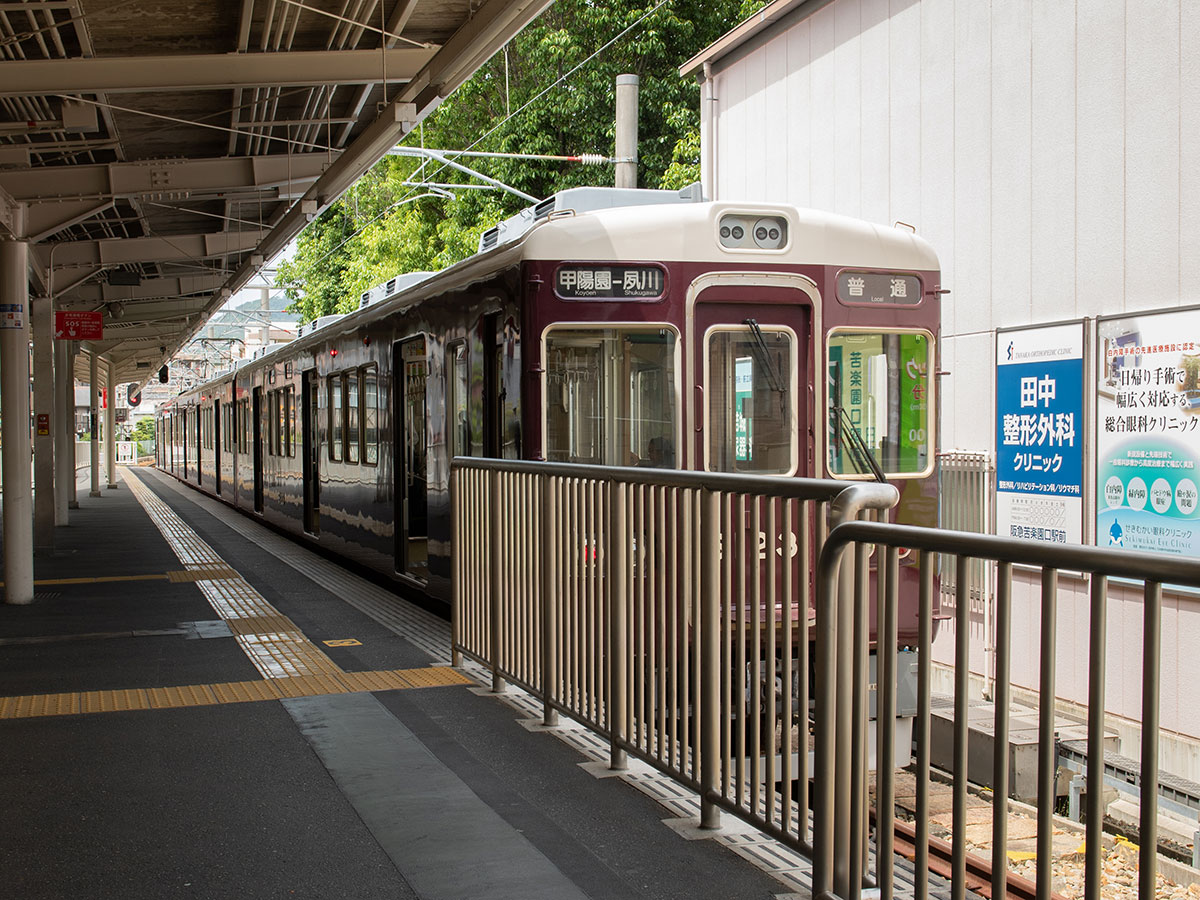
[277,0,765,322]
[130,417,156,442]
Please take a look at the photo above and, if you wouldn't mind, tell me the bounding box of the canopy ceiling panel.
[0,0,552,384]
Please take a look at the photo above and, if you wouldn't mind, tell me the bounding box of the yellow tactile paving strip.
[0,667,471,720]
[123,473,344,680]
[0,472,470,721]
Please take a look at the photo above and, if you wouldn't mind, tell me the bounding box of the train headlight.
[718,214,787,250]
[753,217,786,249]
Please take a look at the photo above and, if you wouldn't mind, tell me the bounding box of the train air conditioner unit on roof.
[359,271,436,309]
[476,183,704,254]
[312,313,346,331]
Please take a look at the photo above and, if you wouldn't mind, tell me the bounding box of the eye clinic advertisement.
[996,323,1085,544]
[1097,309,1200,555]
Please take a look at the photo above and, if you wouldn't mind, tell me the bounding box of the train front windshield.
[827,330,933,477]
[544,327,677,467]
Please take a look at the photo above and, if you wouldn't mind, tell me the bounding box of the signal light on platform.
[158,365,169,383]
[330,348,338,357]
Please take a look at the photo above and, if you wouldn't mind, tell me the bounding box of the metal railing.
[816,521,1200,900]
[452,458,898,848]
[454,458,1196,900]
[938,451,993,616]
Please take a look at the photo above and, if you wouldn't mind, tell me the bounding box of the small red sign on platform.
[36,414,49,436]
[54,310,103,341]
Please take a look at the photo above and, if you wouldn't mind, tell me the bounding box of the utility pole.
[615,74,639,189]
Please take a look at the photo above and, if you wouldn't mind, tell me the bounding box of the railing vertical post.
[490,468,506,694]
[542,473,559,726]
[450,464,462,667]
[952,555,970,900]
[699,486,721,829]
[1036,568,1058,900]
[814,483,898,900]
[1085,575,1107,900]
[1140,581,1161,900]
[915,552,933,900]
[609,480,629,770]
[992,562,1013,900]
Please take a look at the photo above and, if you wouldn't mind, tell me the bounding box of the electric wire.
[287,0,676,284]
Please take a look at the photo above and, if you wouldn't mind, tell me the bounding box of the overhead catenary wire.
[295,0,675,271]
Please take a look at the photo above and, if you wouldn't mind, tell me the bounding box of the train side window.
[826,329,932,478]
[363,367,378,465]
[277,388,285,456]
[347,371,360,464]
[329,374,343,462]
[289,386,297,458]
[447,343,469,458]
[283,387,291,457]
[706,327,795,475]
[544,327,678,466]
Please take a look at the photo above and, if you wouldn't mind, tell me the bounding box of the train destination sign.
[555,264,664,299]
[836,272,921,306]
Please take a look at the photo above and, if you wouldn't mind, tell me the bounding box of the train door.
[195,405,202,484]
[393,337,428,580]
[213,399,221,495]
[689,281,815,476]
[252,387,264,513]
[302,369,320,534]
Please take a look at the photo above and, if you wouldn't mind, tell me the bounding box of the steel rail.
[890,819,1068,900]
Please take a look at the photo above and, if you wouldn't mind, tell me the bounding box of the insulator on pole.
[578,153,608,166]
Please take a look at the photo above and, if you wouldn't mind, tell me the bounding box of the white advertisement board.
[1097,310,1200,555]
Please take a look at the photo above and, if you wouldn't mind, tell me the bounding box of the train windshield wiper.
[743,318,784,394]
[830,404,887,482]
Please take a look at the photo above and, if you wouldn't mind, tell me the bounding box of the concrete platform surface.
[0,466,793,900]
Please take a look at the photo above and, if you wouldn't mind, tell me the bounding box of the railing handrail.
[824,520,1200,587]
[450,456,873,501]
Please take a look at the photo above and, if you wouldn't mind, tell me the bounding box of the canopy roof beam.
[0,48,439,96]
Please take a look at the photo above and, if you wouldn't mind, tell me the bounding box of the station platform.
[0,465,801,900]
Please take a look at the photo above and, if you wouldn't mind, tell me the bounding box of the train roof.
[520,200,940,272]
[160,191,940,409]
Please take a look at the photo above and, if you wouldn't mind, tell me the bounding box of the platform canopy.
[0,0,551,385]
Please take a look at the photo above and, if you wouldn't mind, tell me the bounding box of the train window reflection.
[363,367,378,465]
[347,374,360,464]
[329,374,343,462]
[826,329,932,477]
[544,327,677,467]
[448,343,469,458]
[706,326,795,474]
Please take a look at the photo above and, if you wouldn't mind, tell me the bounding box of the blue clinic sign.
[995,323,1085,544]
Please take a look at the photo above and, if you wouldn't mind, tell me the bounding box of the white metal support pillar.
[88,351,100,498]
[105,359,116,489]
[54,339,71,524]
[31,295,54,551]
[69,344,78,508]
[1,240,34,604]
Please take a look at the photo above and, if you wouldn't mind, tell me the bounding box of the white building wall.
[703,0,1200,761]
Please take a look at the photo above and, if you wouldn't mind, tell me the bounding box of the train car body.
[158,187,941,640]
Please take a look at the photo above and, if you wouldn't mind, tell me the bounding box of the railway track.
[879,769,1199,900]
[889,817,1053,900]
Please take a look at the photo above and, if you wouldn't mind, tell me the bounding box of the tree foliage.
[130,417,156,442]
[277,0,765,322]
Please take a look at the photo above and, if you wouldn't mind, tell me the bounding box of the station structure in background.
[683,0,1200,780]
[0,0,552,604]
